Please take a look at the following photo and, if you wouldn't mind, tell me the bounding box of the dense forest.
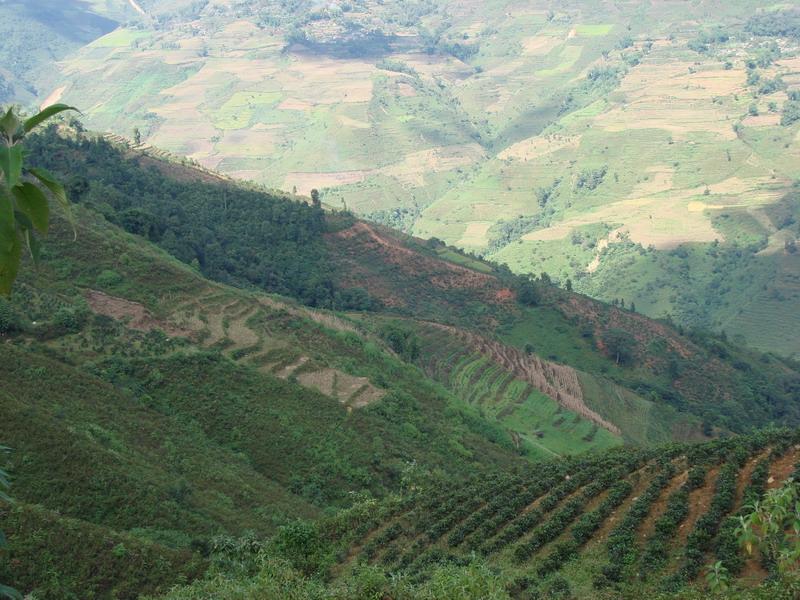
[26,128,377,310]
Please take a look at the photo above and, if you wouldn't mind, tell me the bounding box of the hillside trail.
[128,0,146,16]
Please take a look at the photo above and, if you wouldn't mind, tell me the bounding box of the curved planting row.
[344,430,798,592]
[638,464,706,573]
[461,464,568,552]
[480,461,604,556]
[513,467,627,563]
[535,478,634,577]
[713,456,769,575]
[596,458,679,588]
[377,474,521,568]
[351,474,495,565]
[446,478,527,547]
[714,437,799,577]
[667,460,741,586]
[410,474,509,535]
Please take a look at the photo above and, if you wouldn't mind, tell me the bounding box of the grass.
[499,389,621,457]
[535,45,584,77]
[89,27,150,48]
[575,24,615,36]
[213,91,284,130]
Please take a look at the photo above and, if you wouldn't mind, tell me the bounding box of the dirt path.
[638,469,688,544]
[128,0,146,16]
[40,86,65,110]
[767,446,799,489]
[676,466,719,544]
[592,465,653,543]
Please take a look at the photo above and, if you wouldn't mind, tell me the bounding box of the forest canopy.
[26,128,376,310]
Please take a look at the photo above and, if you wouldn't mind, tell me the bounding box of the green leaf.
[0,108,20,143]
[11,182,49,233]
[23,103,79,133]
[0,530,5,548]
[13,210,32,232]
[0,146,23,188]
[27,167,75,239]
[0,187,21,295]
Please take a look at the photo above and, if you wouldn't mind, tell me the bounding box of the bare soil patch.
[284,170,368,196]
[767,446,799,489]
[676,466,719,544]
[521,35,562,56]
[638,469,688,544]
[40,86,66,110]
[498,134,581,161]
[86,290,192,337]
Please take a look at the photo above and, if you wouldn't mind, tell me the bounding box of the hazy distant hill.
[11,0,796,358]
[0,0,123,102]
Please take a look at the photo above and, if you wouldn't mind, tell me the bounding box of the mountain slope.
[0,125,798,596]
[0,0,122,103]
[26,0,800,355]
[24,124,800,442]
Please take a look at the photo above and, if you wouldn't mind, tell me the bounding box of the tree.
[133,127,142,145]
[736,479,800,580]
[0,104,76,295]
[517,280,540,306]
[602,329,636,365]
[0,446,21,600]
[310,188,321,209]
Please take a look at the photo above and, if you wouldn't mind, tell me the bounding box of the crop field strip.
[408,321,623,456]
[342,432,800,587]
[353,466,570,567]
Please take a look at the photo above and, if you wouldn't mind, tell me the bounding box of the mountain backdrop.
[2,1,800,599]
[7,0,800,357]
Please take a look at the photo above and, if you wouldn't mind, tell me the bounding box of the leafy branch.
[0,104,77,295]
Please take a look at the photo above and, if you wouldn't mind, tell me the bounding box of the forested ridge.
[26,128,376,310]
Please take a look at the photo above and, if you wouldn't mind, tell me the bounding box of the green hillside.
[0,121,798,598]
[13,0,798,356]
[22,125,800,443]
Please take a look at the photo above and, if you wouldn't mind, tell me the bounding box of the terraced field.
[407,321,622,457]
[341,431,800,597]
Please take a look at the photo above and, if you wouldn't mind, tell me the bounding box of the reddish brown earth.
[592,466,653,543]
[767,446,799,489]
[676,466,719,544]
[328,222,513,308]
[638,468,689,544]
[85,289,192,337]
